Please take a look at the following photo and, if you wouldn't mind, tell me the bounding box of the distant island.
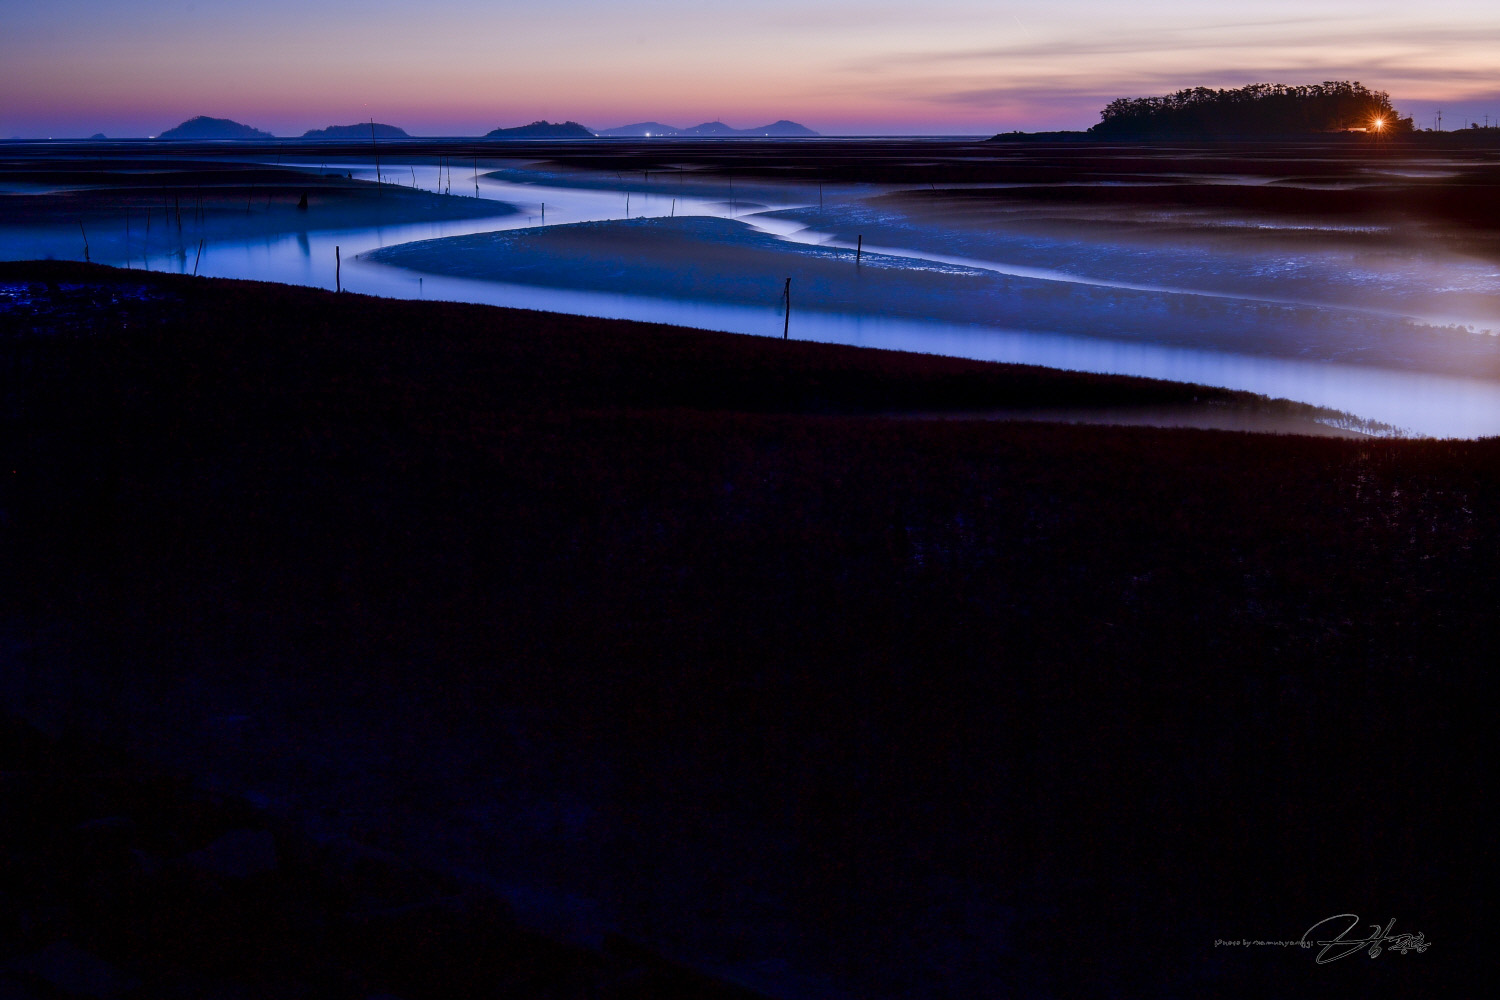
[596,120,819,137]
[301,123,409,139]
[989,131,1093,143]
[484,120,595,138]
[1086,81,1414,138]
[157,116,275,140]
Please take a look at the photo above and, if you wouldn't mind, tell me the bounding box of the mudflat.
[0,155,516,264]
[2,260,1483,998]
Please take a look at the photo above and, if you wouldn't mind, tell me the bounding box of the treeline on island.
[1089,81,1414,138]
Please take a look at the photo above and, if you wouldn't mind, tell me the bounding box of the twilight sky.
[4,0,1499,137]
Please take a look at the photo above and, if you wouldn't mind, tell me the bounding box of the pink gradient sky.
[4,1,1499,137]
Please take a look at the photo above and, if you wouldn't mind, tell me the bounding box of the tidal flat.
[5,139,1500,434]
[3,257,1485,999]
[1,137,1490,999]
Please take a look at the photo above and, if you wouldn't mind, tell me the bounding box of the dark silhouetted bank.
[156,115,277,140]
[301,122,410,139]
[483,120,596,138]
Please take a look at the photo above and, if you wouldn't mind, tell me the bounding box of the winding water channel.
[10,155,1500,436]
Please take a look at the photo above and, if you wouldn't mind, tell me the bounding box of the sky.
[4,0,1500,137]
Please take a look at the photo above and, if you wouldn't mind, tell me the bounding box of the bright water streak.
[354,262,1500,439]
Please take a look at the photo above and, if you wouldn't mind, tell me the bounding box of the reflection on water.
[4,157,1499,437]
[355,261,1500,438]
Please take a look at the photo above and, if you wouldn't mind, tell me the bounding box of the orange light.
[1373,117,1384,130]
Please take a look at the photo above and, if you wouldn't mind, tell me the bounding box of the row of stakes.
[99,183,867,334]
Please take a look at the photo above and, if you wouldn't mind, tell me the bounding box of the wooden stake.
[336,245,341,292]
[782,278,791,340]
[79,221,89,262]
[856,235,862,263]
[193,238,203,276]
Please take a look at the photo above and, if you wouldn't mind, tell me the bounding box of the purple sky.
[4,1,1499,137]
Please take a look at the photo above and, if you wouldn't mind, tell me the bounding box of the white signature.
[1301,914,1431,963]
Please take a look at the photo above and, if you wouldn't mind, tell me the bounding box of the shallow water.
[5,156,1500,436]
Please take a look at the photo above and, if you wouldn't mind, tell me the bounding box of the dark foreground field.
[1,262,1486,998]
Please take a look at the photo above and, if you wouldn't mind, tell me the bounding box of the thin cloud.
[845,18,1500,76]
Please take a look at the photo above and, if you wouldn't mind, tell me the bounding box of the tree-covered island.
[1089,81,1415,138]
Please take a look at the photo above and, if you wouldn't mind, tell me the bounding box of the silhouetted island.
[599,119,818,137]
[988,130,1093,143]
[301,122,410,139]
[594,121,682,137]
[1086,81,1414,138]
[157,116,276,140]
[484,120,595,138]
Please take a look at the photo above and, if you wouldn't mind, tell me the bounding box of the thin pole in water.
[79,221,89,262]
[336,245,341,292]
[371,119,381,186]
[856,235,862,264]
[193,238,203,276]
[782,278,791,340]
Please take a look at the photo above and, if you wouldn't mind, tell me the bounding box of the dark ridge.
[987,130,1094,142]
[301,122,410,139]
[595,120,688,136]
[483,120,596,138]
[156,115,276,140]
[597,120,818,137]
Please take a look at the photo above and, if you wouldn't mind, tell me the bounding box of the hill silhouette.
[157,116,275,140]
[594,121,684,137]
[301,122,409,139]
[484,120,595,138]
[1088,81,1414,138]
[598,119,819,137]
